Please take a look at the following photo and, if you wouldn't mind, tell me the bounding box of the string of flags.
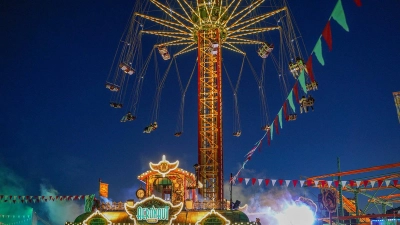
[234,177,397,188]
[0,195,92,204]
[231,0,362,183]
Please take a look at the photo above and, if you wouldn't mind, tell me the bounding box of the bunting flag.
[331,0,349,32]
[322,21,333,51]
[313,38,325,65]
[298,70,308,93]
[278,109,283,128]
[293,83,299,102]
[306,57,315,82]
[354,0,362,7]
[274,117,279,134]
[232,178,399,189]
[270,123,274,140]
[288,90,296,112]
[84,194,95,213]
[267,130,270,145]
[283,102,288,120]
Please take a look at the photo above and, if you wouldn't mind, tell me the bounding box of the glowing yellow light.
[195,209,231,225]
[82,210,112,225]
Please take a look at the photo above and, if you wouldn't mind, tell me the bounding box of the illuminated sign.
[149,155,179,177]
[125,195,183,225]
[137,205,170,223]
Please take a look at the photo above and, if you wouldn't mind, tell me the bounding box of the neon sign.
[125,195,183,225]
[137,205,170,223]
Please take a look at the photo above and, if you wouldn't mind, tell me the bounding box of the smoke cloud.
[39,183,84,224]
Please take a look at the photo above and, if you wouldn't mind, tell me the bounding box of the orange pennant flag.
[99,182,109,198]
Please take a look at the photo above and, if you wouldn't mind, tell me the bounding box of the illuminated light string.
[231,0,361,183]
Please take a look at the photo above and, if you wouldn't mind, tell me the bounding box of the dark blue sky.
[1,0,400,217]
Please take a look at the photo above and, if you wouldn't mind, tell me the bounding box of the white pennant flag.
[245,178,250,185]
[300,180,305,187]
[285,180,291,187]
[271,179,277,186]
[314,180,320,187]
[258,179,263,186]
[341,181,347,187]
[327,181,332,187]
[385,180,391,187]
[356,180,361,188]
[370,180,376,187]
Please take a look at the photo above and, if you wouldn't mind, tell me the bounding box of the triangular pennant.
[322,21,333,51]
[288,90,296,112]
[320,180,327,187]
[299,70,308,93]
[385,180,391,187]
[306,56,315,82]
[285,180,291,187]
[274,117,279,134]
[370,180,376,187]
[265,179,270,186]
[349,180,355,187]
[307,180,313,187]
[258,179,263,186]
[327,181,332,187]
[293,83,299,102]
[267,130,270,146]
[341,180,347,187]
[293,180,298,187]
[331,0,349,32]
[251,178,256,185]
[278,179,284,186]
[238,177,243,184]
[354,0,362,7]
[378,180,383,187]
[245,178,250,185]
[299,180,305,187]
[356,180,361,188]
[271,179,277,186]
[393,180,398,186]
[278,108,283,129]
[283,102,288,121]
[313,38,325,65]
[270,123,274,140]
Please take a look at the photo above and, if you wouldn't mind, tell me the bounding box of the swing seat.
[233,131,241,137]
[126,114,136,121]
[119,63,135,75]
[288,114,297,121]
[174,132,182,137]
[158,45,171,60]
[105,83,120,92]
[257,43,274,58]
[261,125,270,131]
[306,83,313,91]
[110,102,123,108]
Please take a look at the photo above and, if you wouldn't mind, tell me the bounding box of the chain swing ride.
[105,0,317,206]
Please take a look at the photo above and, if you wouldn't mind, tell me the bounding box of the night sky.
[1,0,400,224]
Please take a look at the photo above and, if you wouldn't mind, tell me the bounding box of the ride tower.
[109,0,291,209]
[193,0,226,207]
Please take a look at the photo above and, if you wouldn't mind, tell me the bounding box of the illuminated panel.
[149,155,179,177]
[83,210,112,225]
[125,195,183,225]
[195,209,231,225]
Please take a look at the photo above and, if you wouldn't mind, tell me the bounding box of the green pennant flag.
[84,194,95,213]
[331,0,349,32]
[270,124,274,140]
[288,90,296,112]
[299,70,308,94]
[313,39,325,65]
[278,108,283,129]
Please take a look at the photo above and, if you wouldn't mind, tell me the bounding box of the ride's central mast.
[195,0,225,207]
